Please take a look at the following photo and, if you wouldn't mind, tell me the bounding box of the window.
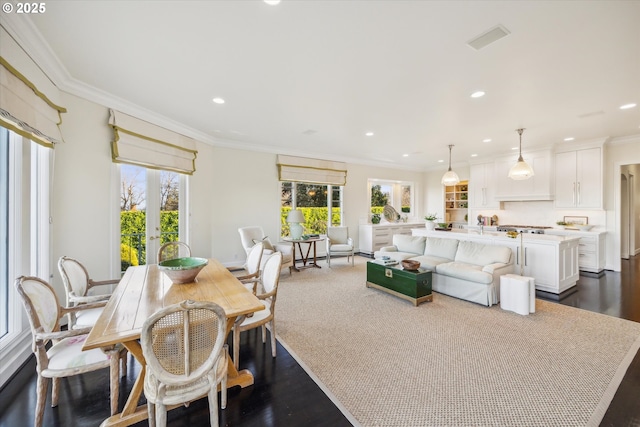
[369,179,414,218]
[0,127,51,345]
[280,182,343,237]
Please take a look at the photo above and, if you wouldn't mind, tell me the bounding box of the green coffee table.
[366,261,433,306]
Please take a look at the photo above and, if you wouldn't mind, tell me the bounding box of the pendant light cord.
[517,128,525,162]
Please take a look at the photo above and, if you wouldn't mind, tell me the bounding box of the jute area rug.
[275,257,640,427]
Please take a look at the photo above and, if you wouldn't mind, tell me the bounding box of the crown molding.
[608,133,640,146]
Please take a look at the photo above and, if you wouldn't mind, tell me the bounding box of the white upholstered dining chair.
[326,226,355,267]
[57,256,119,329]
[141,300,228,427]
[227,242,263,294]
[232,252,282,369]
[238,226,293,274]
[15,276,126,426]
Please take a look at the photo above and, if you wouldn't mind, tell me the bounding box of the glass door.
[120,165,185,271]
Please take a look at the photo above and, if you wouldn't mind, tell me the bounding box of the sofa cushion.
[424,237,459,260]
[330,243,353,251]
[410,255,452,271]
[373,251,416,262]
[454,241,512,266]
[436,262,494,284]
[392,235,425,255]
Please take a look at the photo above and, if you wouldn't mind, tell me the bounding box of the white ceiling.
[10,1,640,170]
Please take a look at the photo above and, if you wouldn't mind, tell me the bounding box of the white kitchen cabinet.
[501,238,579,294]
[554,147,602,209]
[469,163,500,209]
[494,150,553,201]
[359,223,425,255]
[546,230,605,274]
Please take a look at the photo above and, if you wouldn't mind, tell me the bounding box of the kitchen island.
[411,228,581,297]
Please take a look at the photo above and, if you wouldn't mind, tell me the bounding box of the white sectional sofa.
[374,235,514,306]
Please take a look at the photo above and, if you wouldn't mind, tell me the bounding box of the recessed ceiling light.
[438,159,444,163]
[471,91,485,98]
[564,137,575,141]
[471,154,478,157]
[620,103,637,110]
[402,154,409,157]
[212,97,225,104]
[264,0,281,5]
[511,147,518,150]
[365,132,374,136]
[482,138,492,143]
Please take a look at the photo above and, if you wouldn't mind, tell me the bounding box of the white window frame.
[0,132,51,388]
[280,182,344,236]
[368,179,415,217]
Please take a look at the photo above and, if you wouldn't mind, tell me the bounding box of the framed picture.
[564,216,588,225]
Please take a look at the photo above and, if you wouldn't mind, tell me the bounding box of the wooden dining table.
[83,258,265,427]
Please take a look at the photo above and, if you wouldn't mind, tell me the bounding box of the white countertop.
[545,228,606,236]
[412,228,582,244]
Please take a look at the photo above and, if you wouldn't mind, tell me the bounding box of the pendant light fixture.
[441,144,460,185]
[508,128,535,180]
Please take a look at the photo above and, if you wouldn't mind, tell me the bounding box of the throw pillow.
[252,236,274,251]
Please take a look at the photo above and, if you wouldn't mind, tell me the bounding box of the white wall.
[53,93,115,294]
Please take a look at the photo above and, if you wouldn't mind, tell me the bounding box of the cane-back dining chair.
[232,252,282,369]
[141,300,229,427]
[227,242,263,294]
[57,256,118,329]
[15,276,126,426]
[157,241,191,263]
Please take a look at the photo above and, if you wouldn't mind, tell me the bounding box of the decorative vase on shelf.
[426,221,436,231]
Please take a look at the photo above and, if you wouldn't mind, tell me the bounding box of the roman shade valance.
[0,57,66,148]
[109,109,198,175]
[277,154,347,186]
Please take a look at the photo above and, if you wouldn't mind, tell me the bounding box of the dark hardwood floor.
[1,255,638,427]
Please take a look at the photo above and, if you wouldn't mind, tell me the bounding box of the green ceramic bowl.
[158,257,208,284]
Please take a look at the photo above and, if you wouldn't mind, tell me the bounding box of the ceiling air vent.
[467,25,510,50]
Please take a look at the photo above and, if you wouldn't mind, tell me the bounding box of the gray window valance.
[277,154,347,186]
[0,56,66,148]
[109,109,198,175]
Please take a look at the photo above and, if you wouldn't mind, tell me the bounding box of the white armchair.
[238,226,293,274]
[326,226,354,267]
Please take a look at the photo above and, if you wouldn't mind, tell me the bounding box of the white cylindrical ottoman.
[500,274,536,315]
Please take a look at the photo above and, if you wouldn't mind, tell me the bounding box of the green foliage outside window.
[120,211,179,267]
[370,185,388,213]
[281,207,341,237]
[121,243,139,272]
